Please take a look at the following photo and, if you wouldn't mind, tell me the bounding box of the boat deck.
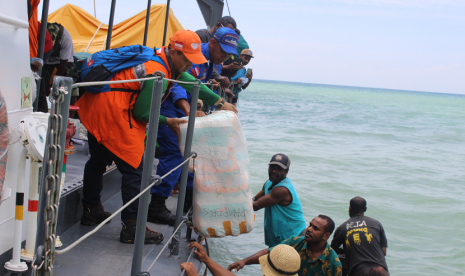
[54,194,203,276]
[52,139,205,276]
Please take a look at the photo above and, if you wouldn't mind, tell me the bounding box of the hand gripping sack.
[180,111,254,237]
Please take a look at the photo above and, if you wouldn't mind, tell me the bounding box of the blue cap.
[213,27,239,55]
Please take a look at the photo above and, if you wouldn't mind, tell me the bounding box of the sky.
[39,0,465,94]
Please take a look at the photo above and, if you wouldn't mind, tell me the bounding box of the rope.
[225,0,231,16]
[163,77,202,85]
[72,77,201,88]
[71,76,163,88]
[145,205,193,272]
[180,234,203,276]
[86,23,104,53]
[56,153,196,254]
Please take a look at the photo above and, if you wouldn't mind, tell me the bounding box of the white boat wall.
[0,0,37,260]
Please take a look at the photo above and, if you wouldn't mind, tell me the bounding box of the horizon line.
[254,79,465,96]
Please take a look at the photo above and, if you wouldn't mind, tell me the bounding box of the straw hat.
[259,244,301,276]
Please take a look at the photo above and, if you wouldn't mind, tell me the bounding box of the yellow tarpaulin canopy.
[47,3,184,54]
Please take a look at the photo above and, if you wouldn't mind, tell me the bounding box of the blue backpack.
[80,45,167,94]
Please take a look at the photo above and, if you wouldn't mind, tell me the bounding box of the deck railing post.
[143,0,152,46]
[106,0,117,50]
[169,81,200,255]
[162,0,171,46]
[33,0,50,111]
[131,74,164,276]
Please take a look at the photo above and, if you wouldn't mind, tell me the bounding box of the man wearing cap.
[182,242,301,276]
[195,16,239,89]
[331,197,389,276]
[76,29,235,243]
[228,215,343,276]
[252,153,307,248]
[146,27,240,225]
[230,49,254,106]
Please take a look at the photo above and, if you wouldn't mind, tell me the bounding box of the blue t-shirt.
[231,67,247,98]
[231,67,246,81]
[263,177,307,247]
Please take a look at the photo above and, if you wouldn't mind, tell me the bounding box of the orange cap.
[169,30,207,64]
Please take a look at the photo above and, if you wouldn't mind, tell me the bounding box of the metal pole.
[131,74,164,276]
[23,160,41,260]
[143,0,152,46]
[56,80,71,185]
[4,148,28,272]
[106,0,117,50]
[34,0,50,111]
[34,76,72,275]
[161,0,171,46]
[37,0,50,62]
[170,82,200,255]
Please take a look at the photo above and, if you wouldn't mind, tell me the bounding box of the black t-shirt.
[195,29,212,44]
[220,55,240,79]
[331,215,388,275]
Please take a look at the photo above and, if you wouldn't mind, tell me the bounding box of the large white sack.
[180,111,254,237]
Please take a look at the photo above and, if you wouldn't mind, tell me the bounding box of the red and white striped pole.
[21,158,41,261]
[4,148,28,272]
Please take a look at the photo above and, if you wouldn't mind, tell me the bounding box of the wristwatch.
[217,98,226,109]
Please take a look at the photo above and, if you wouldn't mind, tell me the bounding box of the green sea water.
[207,80,465,275]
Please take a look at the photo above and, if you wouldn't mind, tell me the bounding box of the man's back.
[331,215,388,275]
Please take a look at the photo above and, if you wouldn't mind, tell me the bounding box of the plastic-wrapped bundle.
[180,111,254,237]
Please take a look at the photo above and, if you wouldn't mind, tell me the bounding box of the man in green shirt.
[132,71,235,138]
[228,215,343,276]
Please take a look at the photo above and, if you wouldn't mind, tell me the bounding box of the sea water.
[207,80,465,275]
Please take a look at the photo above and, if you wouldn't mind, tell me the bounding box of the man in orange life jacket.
[146,27,240,225]
[76,30,236,244]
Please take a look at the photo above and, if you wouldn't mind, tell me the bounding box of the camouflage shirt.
[273,236,342,276]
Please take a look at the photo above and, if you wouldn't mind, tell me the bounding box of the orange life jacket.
[76,47,172,169]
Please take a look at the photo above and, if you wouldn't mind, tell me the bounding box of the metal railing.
[0,14,29,29]
[33,76,72,276]
[33,73,203,276]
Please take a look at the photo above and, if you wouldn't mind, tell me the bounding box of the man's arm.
[242,71,253,90]
[227,248,268,272]
[254,189,265,201]
[165,118,188,143]
[252,186,290,211]
[171,73,237,113]
[180,263,199,276]
[188,242,236,276]
[330,225,344,250]
[379,223,388,257]
[133,73,237,123]
[222,62,242,73]
[216,75,230,89]
[175,99,205,117]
